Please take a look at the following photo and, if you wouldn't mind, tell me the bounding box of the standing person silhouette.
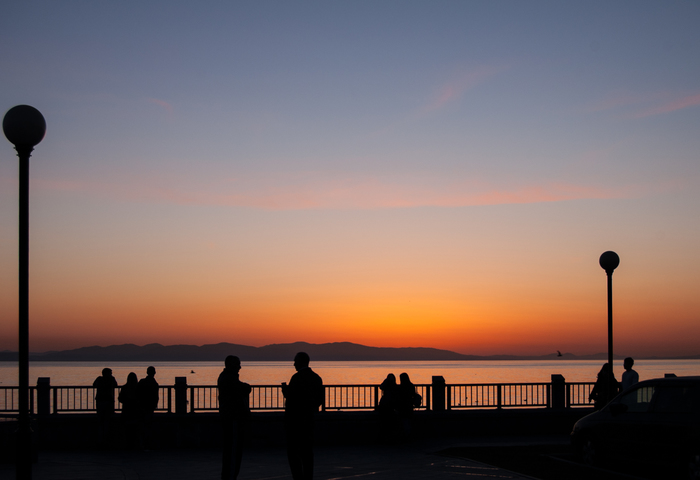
[93,367,118,446]
[281,352,324,480]
[137,366,159,449]
[218,355,252,480]
[588,363,619,410]
[621,357,639,391]
[118,372,140,449]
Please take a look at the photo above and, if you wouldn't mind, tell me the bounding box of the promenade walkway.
[0,437,546,480]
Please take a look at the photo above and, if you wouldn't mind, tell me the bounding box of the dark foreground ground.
[0,435,689,480]
[441,441,688,480]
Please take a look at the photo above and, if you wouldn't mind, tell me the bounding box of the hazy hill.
[0,341,675,362]
[25,342,469,362]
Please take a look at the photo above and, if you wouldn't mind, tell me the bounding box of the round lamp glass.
[3,105,46,148]
[599,251,620,273]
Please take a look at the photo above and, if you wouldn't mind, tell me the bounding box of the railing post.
[496,384,502,409]
[36,377,51,415]
[551,374,566,409]
[431,376,445,412]
[174,377,188,414]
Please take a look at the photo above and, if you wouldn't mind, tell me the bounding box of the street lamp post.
[599,251,620,371]
[3,105,46,480]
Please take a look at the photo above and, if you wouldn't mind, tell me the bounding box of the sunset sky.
[1,2,699,357]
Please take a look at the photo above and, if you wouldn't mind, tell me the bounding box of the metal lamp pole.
[3,105,46,480]
[599,251,620,371]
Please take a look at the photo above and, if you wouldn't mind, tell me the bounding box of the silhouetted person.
[93,367,118,445]
[282,352,324,480]
[118,372,139,448]
[137,366,159,449]
[589,363,620,410]
[397,372,417,436]
[378,373,398,413]
[218,355,252,480]
[397,372,417,415]
[377,373,400,441]
[621,357,639,391]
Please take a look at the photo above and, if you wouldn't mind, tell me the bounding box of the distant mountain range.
[1,341,696,362]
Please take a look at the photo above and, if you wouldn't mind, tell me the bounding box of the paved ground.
[0,437,545,480]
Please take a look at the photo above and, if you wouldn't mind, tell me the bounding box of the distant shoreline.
[1,341,698,362]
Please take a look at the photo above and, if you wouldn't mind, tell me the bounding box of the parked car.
[571,376,700,478]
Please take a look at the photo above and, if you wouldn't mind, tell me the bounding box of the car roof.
[638,376,700,385]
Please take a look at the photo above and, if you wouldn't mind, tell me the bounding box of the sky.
[1,1,699,357]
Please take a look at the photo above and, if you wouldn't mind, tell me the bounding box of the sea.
[1,359,700,387]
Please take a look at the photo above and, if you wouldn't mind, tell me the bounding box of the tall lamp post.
[599,251,620,371]
[3,105,46,480]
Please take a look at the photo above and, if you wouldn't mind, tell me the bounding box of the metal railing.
[566,382,595,407]
[448,383,551,409]
[1,380,594,415]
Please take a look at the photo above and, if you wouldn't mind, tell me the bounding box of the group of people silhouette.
[92,355,640,479]
[377,372,421,416]
[95,353,328,480]
[588,356,639,410]
[92,366,159,448]
[216,351,324,480]
[375,372,421,441]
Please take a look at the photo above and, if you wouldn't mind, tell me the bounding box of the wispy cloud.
[31,171,670,210]
[587,90,700,119]
[631,92,700,119]
[422,65,510,114]
[146,97,174,114]
[370,64,510,138]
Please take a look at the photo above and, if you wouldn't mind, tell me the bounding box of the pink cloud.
[631,92,700,118]
[423,65,510,114]
[585,91,668,113]
[146,98,174,114]
[31,170,674,210]
[587,90,700,118]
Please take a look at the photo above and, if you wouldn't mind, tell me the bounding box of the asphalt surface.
[0,436,545,480]
[0,434,682,480]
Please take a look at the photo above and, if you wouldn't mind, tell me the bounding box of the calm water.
[1,359,699,386]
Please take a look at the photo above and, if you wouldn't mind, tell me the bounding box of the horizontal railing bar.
[0,381,596,414]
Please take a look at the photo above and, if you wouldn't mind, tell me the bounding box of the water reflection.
[1,359,699,386]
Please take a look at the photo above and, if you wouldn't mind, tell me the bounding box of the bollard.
[431,376,446,412]
[37,377,51,415]
[551,374,566,409]
[175,377,188,414]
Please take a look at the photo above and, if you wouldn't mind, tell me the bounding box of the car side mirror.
[610,403,628,416]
